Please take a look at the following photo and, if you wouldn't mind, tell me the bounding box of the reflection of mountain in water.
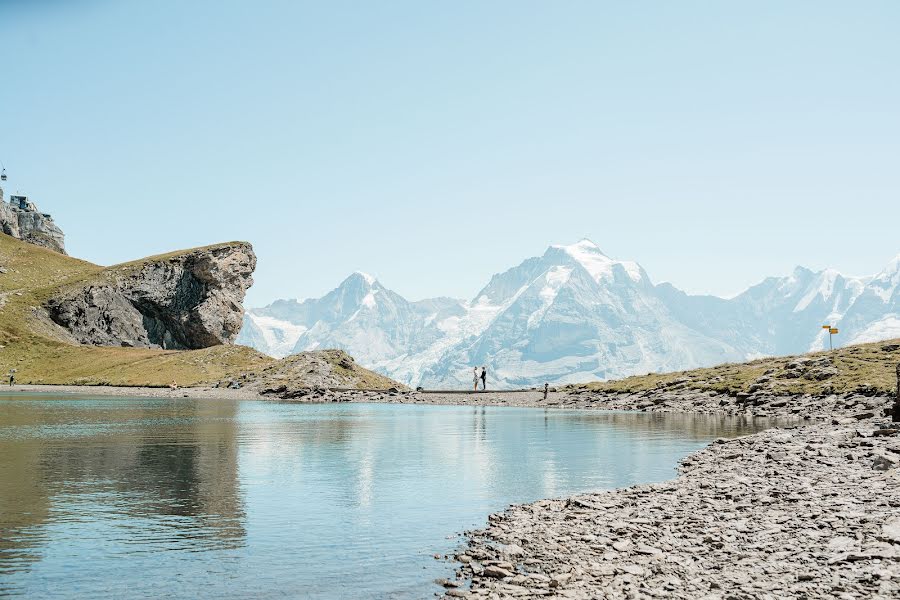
[0,396,246,576]
[1,399,784,599]
[238,403,777,514]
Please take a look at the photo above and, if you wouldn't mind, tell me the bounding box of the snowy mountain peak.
[875,255,900,280]
[866,255,900,303]
[354,271,377,285]
[792,268,845,312]
[550,239,644,284]
[343,271,378,287]
[238,247,900,388]
[551,238,607,257]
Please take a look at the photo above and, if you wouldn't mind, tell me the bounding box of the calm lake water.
[0,394,773,599]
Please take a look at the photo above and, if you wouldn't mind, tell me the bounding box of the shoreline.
[439,395,900,599]
[2,383,268,401]
[4,383,893,423]
[5,383,899,598]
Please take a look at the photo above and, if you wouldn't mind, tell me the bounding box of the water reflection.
[0,395,780,599]
[0,395,245,582]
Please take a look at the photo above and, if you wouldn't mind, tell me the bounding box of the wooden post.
[894,364,900,423]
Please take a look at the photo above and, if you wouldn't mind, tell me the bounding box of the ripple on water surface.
[0,394,774,598]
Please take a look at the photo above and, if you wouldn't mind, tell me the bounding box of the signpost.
[822,325,839,351]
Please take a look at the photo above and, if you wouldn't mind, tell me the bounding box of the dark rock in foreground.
[45,242,256,349]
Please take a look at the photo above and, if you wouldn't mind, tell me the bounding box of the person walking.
[473,367,479,392]
[480,366,487,391]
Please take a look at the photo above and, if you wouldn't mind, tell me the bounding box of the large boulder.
[0,189,66,254]
[45,242,256,349]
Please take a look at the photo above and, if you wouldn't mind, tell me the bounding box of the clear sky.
[1,1,898,305]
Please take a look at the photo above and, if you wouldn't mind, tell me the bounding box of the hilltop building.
[0,185,66,254]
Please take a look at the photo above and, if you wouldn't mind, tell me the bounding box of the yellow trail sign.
[822,325,831,329]
[830,328,839,334]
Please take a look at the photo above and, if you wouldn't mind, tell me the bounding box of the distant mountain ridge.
[237,240,900,388]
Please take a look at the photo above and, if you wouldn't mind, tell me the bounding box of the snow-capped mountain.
[656,266,869,357]
[403,240,740,387]
[241,272,467,366]
[837,256,900,344]
[237,240,900,388]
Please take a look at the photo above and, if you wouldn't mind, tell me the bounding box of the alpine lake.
[0,394,776,598]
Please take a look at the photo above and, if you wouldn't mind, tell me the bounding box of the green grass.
[0,234,275,386]
[0,234,399,389]
[567,339,900,396]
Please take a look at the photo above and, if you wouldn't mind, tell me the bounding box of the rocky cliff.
[0,188,66,254]
[45,242,256,349]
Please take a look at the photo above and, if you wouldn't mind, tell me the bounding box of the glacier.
[237,240,900,388]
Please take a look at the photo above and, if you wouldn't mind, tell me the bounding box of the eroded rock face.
[0,189,66,254]
[46,242,256,349]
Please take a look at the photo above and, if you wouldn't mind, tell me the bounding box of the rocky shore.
[410,385,898,600]
[554,388,895,421]
[446,414,899,600]
[262,380,900,599]
[318,386,892,423]
[8,381,900,599]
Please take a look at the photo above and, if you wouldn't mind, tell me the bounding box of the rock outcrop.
[45,242,256,349]
[245,349,403,395]
[0,188,66,254]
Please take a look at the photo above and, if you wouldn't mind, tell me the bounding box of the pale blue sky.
[1,1,898,305]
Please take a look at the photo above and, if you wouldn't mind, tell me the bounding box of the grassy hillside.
[569,339,900,397]
[0,234,397,389]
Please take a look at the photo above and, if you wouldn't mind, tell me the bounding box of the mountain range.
[236,240,900,388]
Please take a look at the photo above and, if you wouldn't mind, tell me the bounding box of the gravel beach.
[415,389,900,600]
[446,414,900,600]
[259,382,900,598]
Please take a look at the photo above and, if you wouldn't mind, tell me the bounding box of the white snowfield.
[241,314,307,358]
[553,239,644,284]
[237,240,900,388]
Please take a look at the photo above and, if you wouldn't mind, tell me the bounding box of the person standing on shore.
[473,367,479,391]
[480,366,487,391]
[8,369,15,386]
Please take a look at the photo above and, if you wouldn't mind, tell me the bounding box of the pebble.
[482,565,514,579]
[444,407,900,599]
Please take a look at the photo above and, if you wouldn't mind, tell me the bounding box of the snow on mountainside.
[840,256,900,345]
[410,241,738,388]
[236,243,900,388]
